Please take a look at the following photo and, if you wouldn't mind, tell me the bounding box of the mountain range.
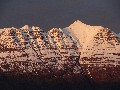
[0,20,120,83]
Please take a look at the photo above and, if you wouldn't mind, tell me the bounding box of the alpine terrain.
[0,20,120,90]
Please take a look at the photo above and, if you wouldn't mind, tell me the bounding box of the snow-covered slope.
[63,20,120,67]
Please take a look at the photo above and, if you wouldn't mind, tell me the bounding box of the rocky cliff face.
[0,20,120,83]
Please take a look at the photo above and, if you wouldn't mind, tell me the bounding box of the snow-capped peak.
[21,25,30,30]
[64,20,104,47]
[69,20,86,28]
[69,20,104,30]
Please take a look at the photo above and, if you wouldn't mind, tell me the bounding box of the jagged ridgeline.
[0,24,82,82]
[0,20,120,83]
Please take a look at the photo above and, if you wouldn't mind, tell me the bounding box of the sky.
[0,0,120,33]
